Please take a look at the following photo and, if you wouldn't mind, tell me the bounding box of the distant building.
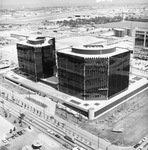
[57,44,130,100]
[17,36,56,81]
[114,28,125,37]
[123,27,132,36]
[133,28,148,60]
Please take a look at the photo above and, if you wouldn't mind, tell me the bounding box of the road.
[0,84,140,150]
[0,95,99,150]
[0,84,105,149]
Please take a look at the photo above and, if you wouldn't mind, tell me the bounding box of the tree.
[13,127,16,131]
[57,122,60,126]
[10,129,12,133]
[19,120,22,124]
[19,113,25,120]
[13,120,17,124]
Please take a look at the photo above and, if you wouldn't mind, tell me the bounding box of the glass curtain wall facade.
[57,53,84,99]
[134,30,148,60]
[108,51,130,98]
[17,38,56,81]
[58,51,130,100]
[84,57,108,100]
[17,44,43,81]
[42,45,56,78]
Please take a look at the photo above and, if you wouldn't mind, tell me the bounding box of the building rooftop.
[4,71,148,119]
[18,36,53,47]
[72,45,116,55]
[114,28,125,31]
[135,27,148,31]
[58,45,129,58]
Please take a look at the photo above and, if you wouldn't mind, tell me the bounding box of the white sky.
[0,0,147,8]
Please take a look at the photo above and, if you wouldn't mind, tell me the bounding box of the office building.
[57,45,130,100]
[17,36,56,81]
[134,28,148,60]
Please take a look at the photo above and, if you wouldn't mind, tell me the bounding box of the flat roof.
[114,28,125,31]
[4,72,148,117]
[17,36,53,47]
[72,45,116,55]
[56,36,107,50]
[58,46,129,58]
[135,27,148,31]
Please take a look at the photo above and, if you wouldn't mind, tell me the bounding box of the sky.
[0,0,148,8]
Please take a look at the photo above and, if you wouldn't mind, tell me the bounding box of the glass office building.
[17,37,56,81]
[57,45,130,100]
[134,28,148,60]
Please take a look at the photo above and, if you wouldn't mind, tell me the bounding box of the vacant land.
[56,87,148,146]
[84,89,148,146]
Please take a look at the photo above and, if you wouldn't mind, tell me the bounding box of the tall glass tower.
[57,45,130,100]
[17,36,56,81]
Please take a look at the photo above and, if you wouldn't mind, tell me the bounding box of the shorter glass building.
[57,45,130,100]
[17,36,56,81]
[134,28,148,60]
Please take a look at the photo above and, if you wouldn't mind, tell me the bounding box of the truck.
[64,135,75,144]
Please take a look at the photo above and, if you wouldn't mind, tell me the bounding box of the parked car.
[12,136,15,139]
[5,143,10,147]
[6,138,11,141]
[17,131,23,135]
[14,134,19,137]
[63,143,71,149]
[138,146,143,150]
[55,134,60,138]
[1,139,7,143]
[142,137,148,142]
[47,129,54,134]
[134,143,140,149]
[30,119,35,123]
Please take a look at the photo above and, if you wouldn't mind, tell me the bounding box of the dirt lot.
[56,88,148,146]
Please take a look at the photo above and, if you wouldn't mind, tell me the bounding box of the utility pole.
[98,133,100,149]
[106,139,119,150]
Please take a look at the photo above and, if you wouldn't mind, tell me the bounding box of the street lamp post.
[12,91,14,100]
[106,140,119,150]
[1,100,4,109]
[106,145,111,150]
[43,108,46,119]
[98,133,100,149]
